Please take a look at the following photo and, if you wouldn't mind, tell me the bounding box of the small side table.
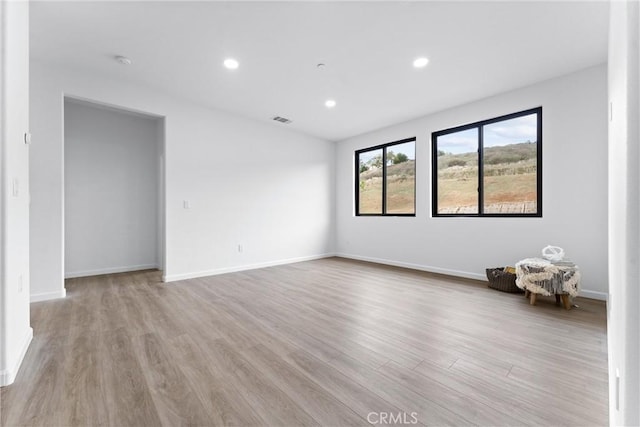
[515,258,581,310]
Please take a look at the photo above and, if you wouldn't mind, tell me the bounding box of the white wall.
[336,65,608,299]
[30,60,335,300]
[608,1,640,425]
[0,0,33,386]
[64,99,160,278]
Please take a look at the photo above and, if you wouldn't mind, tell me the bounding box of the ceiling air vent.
[273,116,292,124]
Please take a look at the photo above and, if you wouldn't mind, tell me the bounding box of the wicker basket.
[485,267,523,293]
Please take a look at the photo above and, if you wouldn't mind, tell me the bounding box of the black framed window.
[356,137,416,216]
[432,107,542,217]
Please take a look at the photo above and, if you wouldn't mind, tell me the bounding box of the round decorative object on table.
[541,245,565,262]
[515,258,581,309]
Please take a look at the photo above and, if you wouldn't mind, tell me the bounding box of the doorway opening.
[63,97,165,279]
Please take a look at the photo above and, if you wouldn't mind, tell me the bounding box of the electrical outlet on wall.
[18,274,23,293]
[238,244,243,253]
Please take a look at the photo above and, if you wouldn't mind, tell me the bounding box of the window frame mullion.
[382,148,387,215]
[478,124,484,215]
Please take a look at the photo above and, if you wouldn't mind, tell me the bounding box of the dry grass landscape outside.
[359,160,415,214]
[357,142,536,215]
[437,142,538,214]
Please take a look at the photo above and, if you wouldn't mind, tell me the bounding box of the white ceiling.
[30,1,609,141]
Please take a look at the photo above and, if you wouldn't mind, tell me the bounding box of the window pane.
[358,149,383,214]
[483,114,538,214]
[386,141,415,214]
[436,129,479,214]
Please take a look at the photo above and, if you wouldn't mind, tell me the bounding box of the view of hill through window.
[435,110,540,215]
[358,140,415,215]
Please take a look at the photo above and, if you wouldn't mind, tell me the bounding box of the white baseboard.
[30,288,67,303]
[335,252,487,281]
[65,264,158,279]
[336,253,608,301]
[0,327,33,386]
[163,253,336,282]
[579,289,608,301]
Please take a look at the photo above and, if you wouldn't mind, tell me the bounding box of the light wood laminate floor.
[1,258,608,426]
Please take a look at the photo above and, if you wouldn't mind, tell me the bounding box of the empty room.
[1,1,638,426]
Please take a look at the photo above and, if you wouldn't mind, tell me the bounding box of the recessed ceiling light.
[223,58,239,70]
[325,99,336,108]
[413,57,429,68]
[115,56,132,65]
